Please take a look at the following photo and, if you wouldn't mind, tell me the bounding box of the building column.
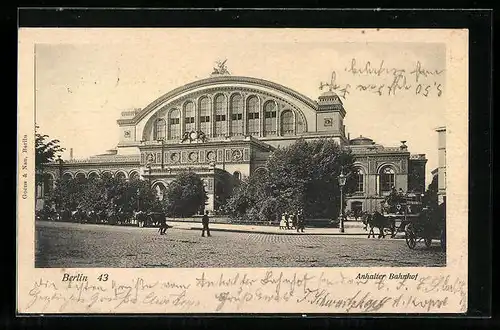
[226,94,231,136]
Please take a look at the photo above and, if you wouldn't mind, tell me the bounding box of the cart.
[404,207,446,250]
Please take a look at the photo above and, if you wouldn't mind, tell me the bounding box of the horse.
[363,211,395,238]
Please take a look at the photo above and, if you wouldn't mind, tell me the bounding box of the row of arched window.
[353,166,396,194]
[152,95,302,140]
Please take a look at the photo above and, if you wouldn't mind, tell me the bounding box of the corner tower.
[315,90,347,145]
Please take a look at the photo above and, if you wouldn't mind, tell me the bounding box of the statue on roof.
[212,59,230,75]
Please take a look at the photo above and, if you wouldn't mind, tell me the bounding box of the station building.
[38,68,427,213]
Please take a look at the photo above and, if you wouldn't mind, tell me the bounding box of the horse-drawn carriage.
[404,202,446,250]
[362,190,446,250]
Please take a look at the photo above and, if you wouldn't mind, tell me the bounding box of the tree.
[162,171,208,217]
[35,125,65,182]
[224,138,356,222]
[422,174,439,211]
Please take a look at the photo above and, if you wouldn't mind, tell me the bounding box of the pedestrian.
[291,212,298,230]
[297,209,305,233]
[201,210,211,237]
[159,211,170,235]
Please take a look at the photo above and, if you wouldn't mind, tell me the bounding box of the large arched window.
[297,117,305,134]
[129,171,140,181]
[153,182,167,201]
[154,118,166,140]
[184,101,195,132]
[75,172,87,184]
[263,101,277,136]
[380,166,396,193]
[354,168,364,193]
[247,96,260,136]
[115,171,127,181]
[168,109,181,140]
[280,109,294,136]
[199,97,211,135]
[88,172,99,181]
[214,94,227,137]
[230,94,243,136]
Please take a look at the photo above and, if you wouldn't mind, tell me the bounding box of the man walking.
[201,210,211,237]
[297,209,305,233]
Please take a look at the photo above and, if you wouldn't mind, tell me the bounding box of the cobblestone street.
[35,221,446,268]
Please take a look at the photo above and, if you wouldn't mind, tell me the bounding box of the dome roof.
[350,135,375,145]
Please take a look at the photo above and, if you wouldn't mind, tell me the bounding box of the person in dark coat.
[201,210,211,237]
[297,209,305,233]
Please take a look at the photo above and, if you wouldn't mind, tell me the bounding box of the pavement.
[166,219,411,239]
[35,221,446,268]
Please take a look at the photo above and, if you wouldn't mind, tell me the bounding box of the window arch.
[247,96,260,136]
[380,166,396,193]
[230,94,243,136]
[75,172,87,184]
[199,97,211,135]
[129,171,140,181]
[263,101,277,136]
[254,167,268,177]
[280,109,294,136]
[154,118,166,140]
[168,109,181,140]
[88,172,99,181]
[153,182,167,201]
[233,171,241,181]
[214,94,227,137]
[115,171,127,181]
[184,101,195,132]
[354,168,364,193]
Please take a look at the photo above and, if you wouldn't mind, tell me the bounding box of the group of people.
[279,210,305,232]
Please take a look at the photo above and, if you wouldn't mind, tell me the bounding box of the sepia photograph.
[33,32,447,268]
[17,27,468,314]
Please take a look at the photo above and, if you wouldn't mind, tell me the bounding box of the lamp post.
[338,170,348,233]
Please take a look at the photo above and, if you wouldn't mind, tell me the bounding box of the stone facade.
[39,73,427,213]
[436,126,446,204]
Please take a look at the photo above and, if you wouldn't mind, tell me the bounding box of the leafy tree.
[224,138,356,222]
[162,171,208,217]
[35,125,65,181]
[422,174,439,211]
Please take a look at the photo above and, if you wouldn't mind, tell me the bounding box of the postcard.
[17,28,468,313]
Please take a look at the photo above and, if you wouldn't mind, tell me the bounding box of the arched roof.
[119,76,318,125]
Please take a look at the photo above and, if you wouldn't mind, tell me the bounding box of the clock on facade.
[324,118,333,127]
[124,130,131,138]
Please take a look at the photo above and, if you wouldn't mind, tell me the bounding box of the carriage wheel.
[440,229,446,251]
[405,226,417,249]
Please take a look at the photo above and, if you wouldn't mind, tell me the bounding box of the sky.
[34,29,446,185]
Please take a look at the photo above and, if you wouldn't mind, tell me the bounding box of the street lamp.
[338,169,348,233]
